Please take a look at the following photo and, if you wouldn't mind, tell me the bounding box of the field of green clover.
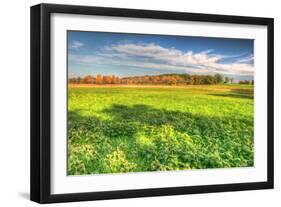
[67,84,254,175]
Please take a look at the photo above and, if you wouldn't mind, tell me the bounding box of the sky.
[68,31,254,80]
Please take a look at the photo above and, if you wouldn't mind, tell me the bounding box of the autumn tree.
[111,75,116,84]
[96,74,102,84]
[102,75,111,84]
[82,75,95,84]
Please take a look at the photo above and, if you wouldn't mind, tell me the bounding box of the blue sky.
[68,31,254,80]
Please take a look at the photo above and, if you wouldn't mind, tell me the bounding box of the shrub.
[104,148,136,173]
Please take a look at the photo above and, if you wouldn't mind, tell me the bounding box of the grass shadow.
[208,88,253,99]
[69,103,253,141]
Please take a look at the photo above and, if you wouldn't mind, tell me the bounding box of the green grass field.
[67,84,254,175]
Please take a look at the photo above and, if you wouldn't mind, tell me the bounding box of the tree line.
[68,74,253,85]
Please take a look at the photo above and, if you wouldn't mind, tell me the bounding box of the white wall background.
[0,0,279,206]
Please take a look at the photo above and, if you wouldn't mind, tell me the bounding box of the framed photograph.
[30,3,274,203]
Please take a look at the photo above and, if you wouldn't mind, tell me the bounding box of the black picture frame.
[30,3,274,204]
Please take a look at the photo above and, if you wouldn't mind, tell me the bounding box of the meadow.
[67,84,254,175]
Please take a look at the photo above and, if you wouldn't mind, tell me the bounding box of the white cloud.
[233,54,254,64]
[70,41,84,49]
[69,42,254,77]
[69,54,100,63]
[106,44,224,66]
